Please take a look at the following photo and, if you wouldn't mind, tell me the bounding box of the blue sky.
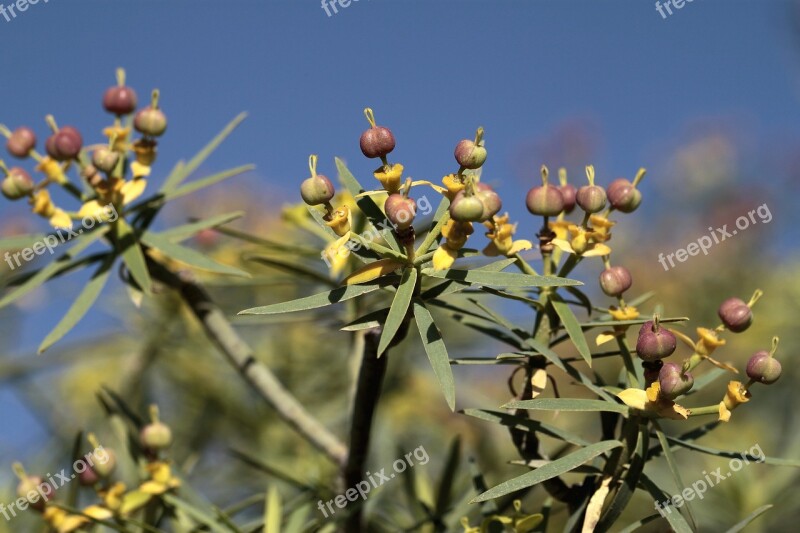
[1,0,799,453]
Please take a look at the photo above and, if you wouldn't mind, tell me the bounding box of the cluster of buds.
[0,68,169,229]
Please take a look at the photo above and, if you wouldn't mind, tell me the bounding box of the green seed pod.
[134,107,168,137]
[92,147,120,174]
[449,191,485,222]
[1,167,34,200]
[454,139,487,170]
[599,266,632,297]
[300,155,335,205]
[140,422,174,451]
[746,350,781,384]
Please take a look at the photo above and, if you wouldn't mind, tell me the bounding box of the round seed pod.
[6,127,37,158]
[140,422,174,451]
[103,85,138,115]
[576,184,607,214]
[475,183,502,222]
[559,183,577,213]
[46,126,83,161]
[300,174,335,206]
[1,167,34,200]
[134,107,168,137]
[16,476,52,512]
[607,178,642,213]
[526,185,564,217]
[88,448,117,478]
[385,193,417,230]
[746,351,782,384]
[718,297,752,333]
[92,147,120,174]
[454,139,487,169]
[658,362,694,400]
[599,266,632,297]
[635,320,677,362]
[449,191,485,222]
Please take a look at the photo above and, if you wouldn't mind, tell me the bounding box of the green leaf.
[335,157,403,253]
[724,504,773,533]
[415,197,450,256]
[284,503,311,533]
[264,487,281,533]
[503,398,629,416]
[156,211,245,242]
[564,285,593,316]
[161,113,248,193]
[378,267,417,356]
[638,473,693,533]
[162,493,232,533]
[38,255,114,353]
[579,317,689,329]
[551,295,592,366]
[115,219,152,294]
[653,422,697,529]
[0,233,48,250]
[340,307,389,331]
[165,165,255,202]
[141,231,250,277]
[472,440,622,502]
[435,436,462,515]
[419,258,516,300]
[461,409,591,447]
[245,254,335,287]
[413,300,456,411]
[422,268,581,288]
[239,278,395,315]
[0,226,110,309]
[615,514,659,533]
[662,436,800,467]
[596,424,649,531]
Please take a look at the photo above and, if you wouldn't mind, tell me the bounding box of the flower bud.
[16,475,52,512]
[103,85,138,116]
[635,320,677,361]
[718,297,752,333]
[599,265,632,297]
[300,155,335,206]
[658,362,694,400]
[92,147,120,174]
[88,447,117,478]
[449,191,485,222]
[78,467,100,487]
[526,185,564,217]
[1,167,34,200]
[134,107,168,137]
[746,350,781,384]
[385,193,417,230]
[6,127,37,158]
[607,178,641,213]
[576,185,606,214]
[359,108,395,159]
[454,139,487,169]
[140,422,173,451]
[46,126,83,161]
[559,183,577,213]
[475,183,502,222]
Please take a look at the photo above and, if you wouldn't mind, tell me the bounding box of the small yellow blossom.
[695,327,726,356]
[35,157,67,185]
[30,189,72,229]
[719,380,751,422]
[617,383,689,420]
[103,125,131,151]
[608,305,639,321]
[433,244,459,270]
[483,214,532,257]
[373,163,404,193]
[325,205,351,236]
[442,173,466,200]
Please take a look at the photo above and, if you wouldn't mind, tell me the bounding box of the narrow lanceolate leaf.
[115,219,152,294]
[420,258,516,300]
[264,487,281,533]
[662,437,800,467]
[161,113,248,193]
[413,301,456,411]
[579,317,689,329]
[343,258,405,285]
[378,267,417,356]
[340,307,389,331]
[503,398,629,416]
[335,157,403,253]
[415,196,450,256]
[141,232,250,278]
[245,254,335,287]
[638,473,693,533]
[239,277,395,315]
[596,424,649,531]
[0,226,110,309]
[653,422,697,529]
[435,436,462,515]
[38,255,115,354]
[166,165,255,202]
[162,493,231,533]
[422,268,581,288]
[472,441,622,503]
[0,233,48,250]
[551,296,592,366]
[462,409,591,447]
[155,211,245,242]
[724,504,773,533]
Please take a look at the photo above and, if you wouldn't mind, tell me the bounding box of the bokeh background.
[1,0,799,531]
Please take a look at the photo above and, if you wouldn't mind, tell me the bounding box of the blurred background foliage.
[1,0,799,531]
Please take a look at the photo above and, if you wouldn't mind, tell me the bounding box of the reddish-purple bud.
[746,351,781,384]
[718,297,752,333]
[46,126,83,161]
[526,185,564,217]
[360,126,395,159]
[635,321,677,362]
[6,127,37,158]
[599,266,632,297]
[103,85,138,115]
[475,183,502,222]
[576,185,607,214]
[658,362,694,400]
[607,178,641,213]
[385,193,417,230]
[559,183,577,213]
[454,139,487,169]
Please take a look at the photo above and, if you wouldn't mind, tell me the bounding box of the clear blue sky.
[1,0,799,451]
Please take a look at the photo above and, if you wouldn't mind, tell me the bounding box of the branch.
[147,259,348,466]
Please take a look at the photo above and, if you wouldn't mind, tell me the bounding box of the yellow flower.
[35,157,67,184]
[551,224,611,257]
[617,384,690,420]
[719,380,751,422]
[433,244,459,270]
[119,178,148,204]
[589,214,615,239]
[442,173,466,200]
[103,125,131,151]
[695,327,726,356]
[441,219,473,250]
[374,163,404,193]
[608,305,639,321]
[483,214,532,257]
[325,205,351,236]
[30,189,72,229]
[323,234,352,277]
